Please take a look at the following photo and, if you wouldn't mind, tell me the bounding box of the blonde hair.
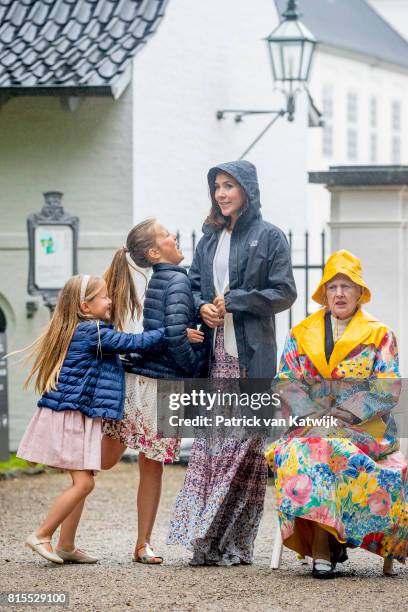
[104,218,157,331]
[22,275,105,394]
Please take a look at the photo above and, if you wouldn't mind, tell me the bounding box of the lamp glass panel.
[269,41,284,80]
[281,41,302,80]
[299,40,314,80]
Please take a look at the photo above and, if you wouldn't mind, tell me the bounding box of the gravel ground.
[0,462,406,611]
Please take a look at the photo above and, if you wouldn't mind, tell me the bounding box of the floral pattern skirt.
[167,325,268,565]
[266,435,408,563]
[102,373,180,464]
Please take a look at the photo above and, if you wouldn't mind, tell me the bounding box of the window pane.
[392,100,401,131]
[322,125,333,157]
[347,92,358,123]
[370,97,377,128]
[392,136,401,164]
[370,133,377,163]
[347,128,358,160]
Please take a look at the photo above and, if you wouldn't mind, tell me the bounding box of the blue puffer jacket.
[38,321,164,420]
[123,263,206,378]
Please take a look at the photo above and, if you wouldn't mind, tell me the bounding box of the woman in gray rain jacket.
[168,160,297,565]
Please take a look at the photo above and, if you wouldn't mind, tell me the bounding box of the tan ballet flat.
[25,533,63,564]
[55,547,98,563]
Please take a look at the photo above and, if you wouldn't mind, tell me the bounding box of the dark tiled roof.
[274,0,408,69]
[0,0,169,95]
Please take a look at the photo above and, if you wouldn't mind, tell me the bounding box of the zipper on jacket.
[234,227,247,367]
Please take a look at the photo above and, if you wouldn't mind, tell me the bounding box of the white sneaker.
[25,533,64,564]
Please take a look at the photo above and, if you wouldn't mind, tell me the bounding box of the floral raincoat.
[265,307,407,563]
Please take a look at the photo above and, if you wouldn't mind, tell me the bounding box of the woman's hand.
[187,328,205,343]
[213,295,226,316]
[200,303,223,328]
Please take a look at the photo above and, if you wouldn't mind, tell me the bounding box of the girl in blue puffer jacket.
[101,218,205,564]
[16,274,163,565]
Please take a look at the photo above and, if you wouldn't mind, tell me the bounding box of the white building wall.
[308,52,408,170]
[132,0,408,346]
[133,0,309,254]
[329,184,408,374]
[132,0,310,346]
[0,88,133,449]
[305,48,408,283]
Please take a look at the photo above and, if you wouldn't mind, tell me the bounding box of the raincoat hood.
[205,160,261,233]
[312,249,371,305]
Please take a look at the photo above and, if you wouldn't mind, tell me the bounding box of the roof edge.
[309,165,408,186]
[0,86,114,97]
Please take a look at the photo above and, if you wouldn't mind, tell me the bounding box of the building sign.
[27,192,79,310]
[0,333,8,460]
[34,225,74,289]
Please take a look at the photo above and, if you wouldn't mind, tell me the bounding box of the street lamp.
[217,0,317,158]
[266,0,316,86]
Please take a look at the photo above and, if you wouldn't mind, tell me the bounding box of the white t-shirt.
[214,230,231,292]
[212,229,238,359]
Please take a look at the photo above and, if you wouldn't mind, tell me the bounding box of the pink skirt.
[17,408,102,472]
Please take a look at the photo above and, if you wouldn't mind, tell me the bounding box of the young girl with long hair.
[16,274,164,564]
[102,218,205,564]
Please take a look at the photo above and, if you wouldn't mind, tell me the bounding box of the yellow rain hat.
[312,250,371,305]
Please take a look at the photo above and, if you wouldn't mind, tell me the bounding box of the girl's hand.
[213,295,226,316]
[187,328,205,343]
[200,303,223,328]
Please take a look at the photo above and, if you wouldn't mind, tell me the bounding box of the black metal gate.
[288,230,326,327]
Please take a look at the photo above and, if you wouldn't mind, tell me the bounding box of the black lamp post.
[217,0,317,158]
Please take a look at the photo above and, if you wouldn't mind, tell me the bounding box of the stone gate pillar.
[309,165,408,375]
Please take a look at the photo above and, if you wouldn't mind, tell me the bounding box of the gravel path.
[0,462,406,611]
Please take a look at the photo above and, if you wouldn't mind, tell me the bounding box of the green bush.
[0,453,37,473]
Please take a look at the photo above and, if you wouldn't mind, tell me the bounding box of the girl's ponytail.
[104,247,142,331]
[105,218,157,330]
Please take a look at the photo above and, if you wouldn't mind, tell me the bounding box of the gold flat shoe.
[133,543,163,564]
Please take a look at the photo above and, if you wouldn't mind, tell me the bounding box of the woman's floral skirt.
[167,325,268,565]
[266,436,407,562]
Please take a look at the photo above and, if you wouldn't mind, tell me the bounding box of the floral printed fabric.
[167,326,268,565]
[103,373,180,464]
[167,435,267,565]
[266,328,407,563]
